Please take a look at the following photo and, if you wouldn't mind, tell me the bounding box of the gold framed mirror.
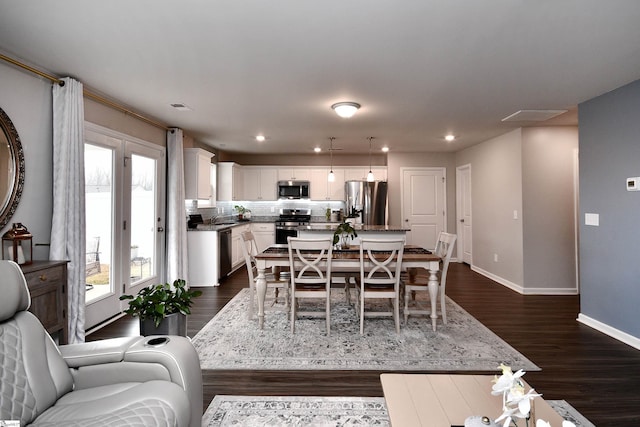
[0,107,25,230]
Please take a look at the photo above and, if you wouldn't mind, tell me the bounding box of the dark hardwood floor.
[88,263,640,426]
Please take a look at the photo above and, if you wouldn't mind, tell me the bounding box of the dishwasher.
[218,228,232,279]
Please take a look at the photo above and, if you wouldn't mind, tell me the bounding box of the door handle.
[405,219,409,222]
[157,226,165,232]
[460,219,465,223]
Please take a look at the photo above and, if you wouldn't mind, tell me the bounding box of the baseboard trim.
[577,313,640,351]
[470,265,578,295]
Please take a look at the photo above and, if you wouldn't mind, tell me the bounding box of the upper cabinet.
[310,168,346,200]
[277,168,311,181]
[184,148,215,200]
[243,167,278,201]
[217,162,244,201]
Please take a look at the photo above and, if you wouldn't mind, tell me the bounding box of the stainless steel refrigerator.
[344,180,388,225]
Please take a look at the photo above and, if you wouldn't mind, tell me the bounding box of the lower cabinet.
[21,261,69,344]
[251,223,275,251]
[231,224,251,271]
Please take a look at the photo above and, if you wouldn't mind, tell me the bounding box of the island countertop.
[298,224,410,232]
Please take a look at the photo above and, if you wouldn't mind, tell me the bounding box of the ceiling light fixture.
[314,147,321,153]
[381,146,389,152]
[367,137,375,182]
[328,137,336,182]
[445,134,456,142]
[331,102,361,118]
[255,135,266,142]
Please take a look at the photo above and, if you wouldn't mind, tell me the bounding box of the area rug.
[201,395,595,427]
[192,288,538,371]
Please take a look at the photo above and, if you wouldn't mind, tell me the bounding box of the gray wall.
[0,62,54,259]
[579,79,640,338]
[456,129,525,286]
[522,127,578,291]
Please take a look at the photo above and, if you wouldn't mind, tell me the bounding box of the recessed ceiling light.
[381,146,389,152]
[170,103,193,111]
[445,134,456,142]
[314,147,321,153]
[255,135,266,142]
[331,102,361,118]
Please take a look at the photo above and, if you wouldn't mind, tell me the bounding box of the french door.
[84,123,166,330]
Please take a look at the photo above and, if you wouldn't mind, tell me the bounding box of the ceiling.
[1,1,640,154]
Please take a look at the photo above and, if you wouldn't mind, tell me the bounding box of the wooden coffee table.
[380,374,565,426]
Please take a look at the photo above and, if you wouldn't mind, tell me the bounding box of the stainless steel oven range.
[275,208,311,244]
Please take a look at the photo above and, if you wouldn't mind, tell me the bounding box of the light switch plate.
[585,213,599,226]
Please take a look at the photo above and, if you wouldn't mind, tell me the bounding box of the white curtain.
[50,77,86,344]
[166,128,188,284]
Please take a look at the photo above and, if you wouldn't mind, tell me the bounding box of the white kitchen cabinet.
[187,230,219,286]
[310,168,345,200]
[231,223,251,270]
[184,148,214,200]
[251,222,275,251]
[344,167,387,182]
[217,162,244,201]
[243,167,278,200]
[277,168,311,181]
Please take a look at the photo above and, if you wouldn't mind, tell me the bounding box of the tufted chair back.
[0,261,74,425]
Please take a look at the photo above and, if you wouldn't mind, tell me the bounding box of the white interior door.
[401,167,446,250]
[456,164,472,264]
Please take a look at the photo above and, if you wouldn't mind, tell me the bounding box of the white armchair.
[0,260,202,427]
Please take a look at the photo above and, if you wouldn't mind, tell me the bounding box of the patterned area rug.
[192,288,538,371]
[201,396,595,427]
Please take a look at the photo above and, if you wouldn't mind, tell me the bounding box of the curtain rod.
[1,53,169,131]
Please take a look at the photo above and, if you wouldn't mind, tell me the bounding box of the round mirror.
[0,107,25,230]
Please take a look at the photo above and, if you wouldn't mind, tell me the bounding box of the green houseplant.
[120,279,202,336]
[234,205,250,220]
[333,221,358,249]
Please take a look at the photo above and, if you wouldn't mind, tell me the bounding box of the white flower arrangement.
[491,364,576,427]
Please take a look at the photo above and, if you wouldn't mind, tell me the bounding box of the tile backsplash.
[187,200,345,222]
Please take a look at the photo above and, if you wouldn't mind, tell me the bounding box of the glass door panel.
[130,154,157,284]
[85,143,114,303]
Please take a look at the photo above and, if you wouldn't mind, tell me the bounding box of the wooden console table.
[380,373,564,426]
[21,260,69,344]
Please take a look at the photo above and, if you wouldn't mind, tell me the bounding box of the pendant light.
[328,137,336,182]
[366,137,375,182]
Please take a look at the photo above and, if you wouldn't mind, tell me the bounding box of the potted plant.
[119,279,202,336]
[332,221,358,249]
[234,205,250,220]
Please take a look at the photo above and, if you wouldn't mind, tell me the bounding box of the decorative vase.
[140,312,187,336]
[341,234,350,249]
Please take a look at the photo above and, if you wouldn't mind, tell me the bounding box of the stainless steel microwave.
[278,180,310,199]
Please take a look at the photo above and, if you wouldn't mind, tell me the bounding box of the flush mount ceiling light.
[331,102,361,118]
[255,135,266,142]
[445,134,456,142]
[381,146,389,152]
[314,146,321,153]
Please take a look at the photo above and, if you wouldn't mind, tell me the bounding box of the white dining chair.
[287,237,334,336]
[355,238,405,335]
[403,232,457,325]
[241,230,289,320]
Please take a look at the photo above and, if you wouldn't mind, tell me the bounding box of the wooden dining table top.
[255,244,441,262]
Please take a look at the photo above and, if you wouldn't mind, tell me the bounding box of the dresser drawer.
[21,261,68,344]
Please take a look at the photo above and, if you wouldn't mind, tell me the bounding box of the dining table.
[253,244,442,331]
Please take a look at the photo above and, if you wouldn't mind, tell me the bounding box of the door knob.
[157,226,165,232]
[405,219,409,222]
[460,219,465,223]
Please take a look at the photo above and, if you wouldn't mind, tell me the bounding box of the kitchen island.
[298,223,409,245]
